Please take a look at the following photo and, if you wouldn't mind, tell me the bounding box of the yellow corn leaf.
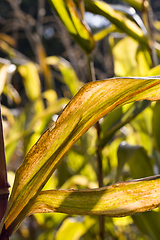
[82,0,148,45]
[28,176,160,217]
[0,64,8,94]
[3,77,160,236]
[18,62,41,101]
[46,56,81,96]
[48,0,95,53]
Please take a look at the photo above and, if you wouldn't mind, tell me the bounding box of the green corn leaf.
[3,77,160,236]
[48,0,95,53]
[117,143,154,181]
[153,101,160,152]
[18,62,41,101]
[121,0,146,11]
[130,106,153,154]
[100,100,150,148]
[93,24,117,41]
[55,216,95,240]
[132,211,160,240]
[80,0,148,45]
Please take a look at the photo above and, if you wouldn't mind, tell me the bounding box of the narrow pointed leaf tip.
[4,77,160,236]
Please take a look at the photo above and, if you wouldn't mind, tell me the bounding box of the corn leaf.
[18,62,41,101]
[100,100,150,148]
[46,56,81,96]
[55,216,95,240]
[153,101,160,152]
[117,143,154,181]
[27,177,160,217]
[93,25,117,41]
[121,0,146,11]
[0,63,9,94]
[132,211,160,240]
[82,0,148,45]
[3,77,160,236]
[48,0,95,53]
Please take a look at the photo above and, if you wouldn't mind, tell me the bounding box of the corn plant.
[1,0,160,239]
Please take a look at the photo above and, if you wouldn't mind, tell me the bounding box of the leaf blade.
[48,0,95,53]
[82,0,147,45]
[4,77,160,236]
[28,177,160,217]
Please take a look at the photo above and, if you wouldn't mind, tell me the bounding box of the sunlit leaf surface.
[18,62,41,101]
[28,177,160,217]
[48,0,95,53]
[121,0,146,11]
[81,0,147,45]
[4,77,160,236]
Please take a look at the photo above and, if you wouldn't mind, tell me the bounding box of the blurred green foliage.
[1,0,160,239]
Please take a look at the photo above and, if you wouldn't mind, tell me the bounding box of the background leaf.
[55,216,95,240]
[48,0,95,53]
[82,0,147,45]
[117,142,154,181]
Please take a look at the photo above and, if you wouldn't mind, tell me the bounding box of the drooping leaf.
[129,147,154,179]
[117,142,140,181]
[81,0,148,45]
[27,176,160,217]
[117,142,154,181]
[4,77,160,236]
[48,0,95,53]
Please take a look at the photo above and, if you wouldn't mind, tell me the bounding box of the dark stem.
[142,0,158,67]
[147,1,158,67]
[95,122,103,188]
[87,55,105,240]
[0,104,10,239]
[95,121,105,240]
